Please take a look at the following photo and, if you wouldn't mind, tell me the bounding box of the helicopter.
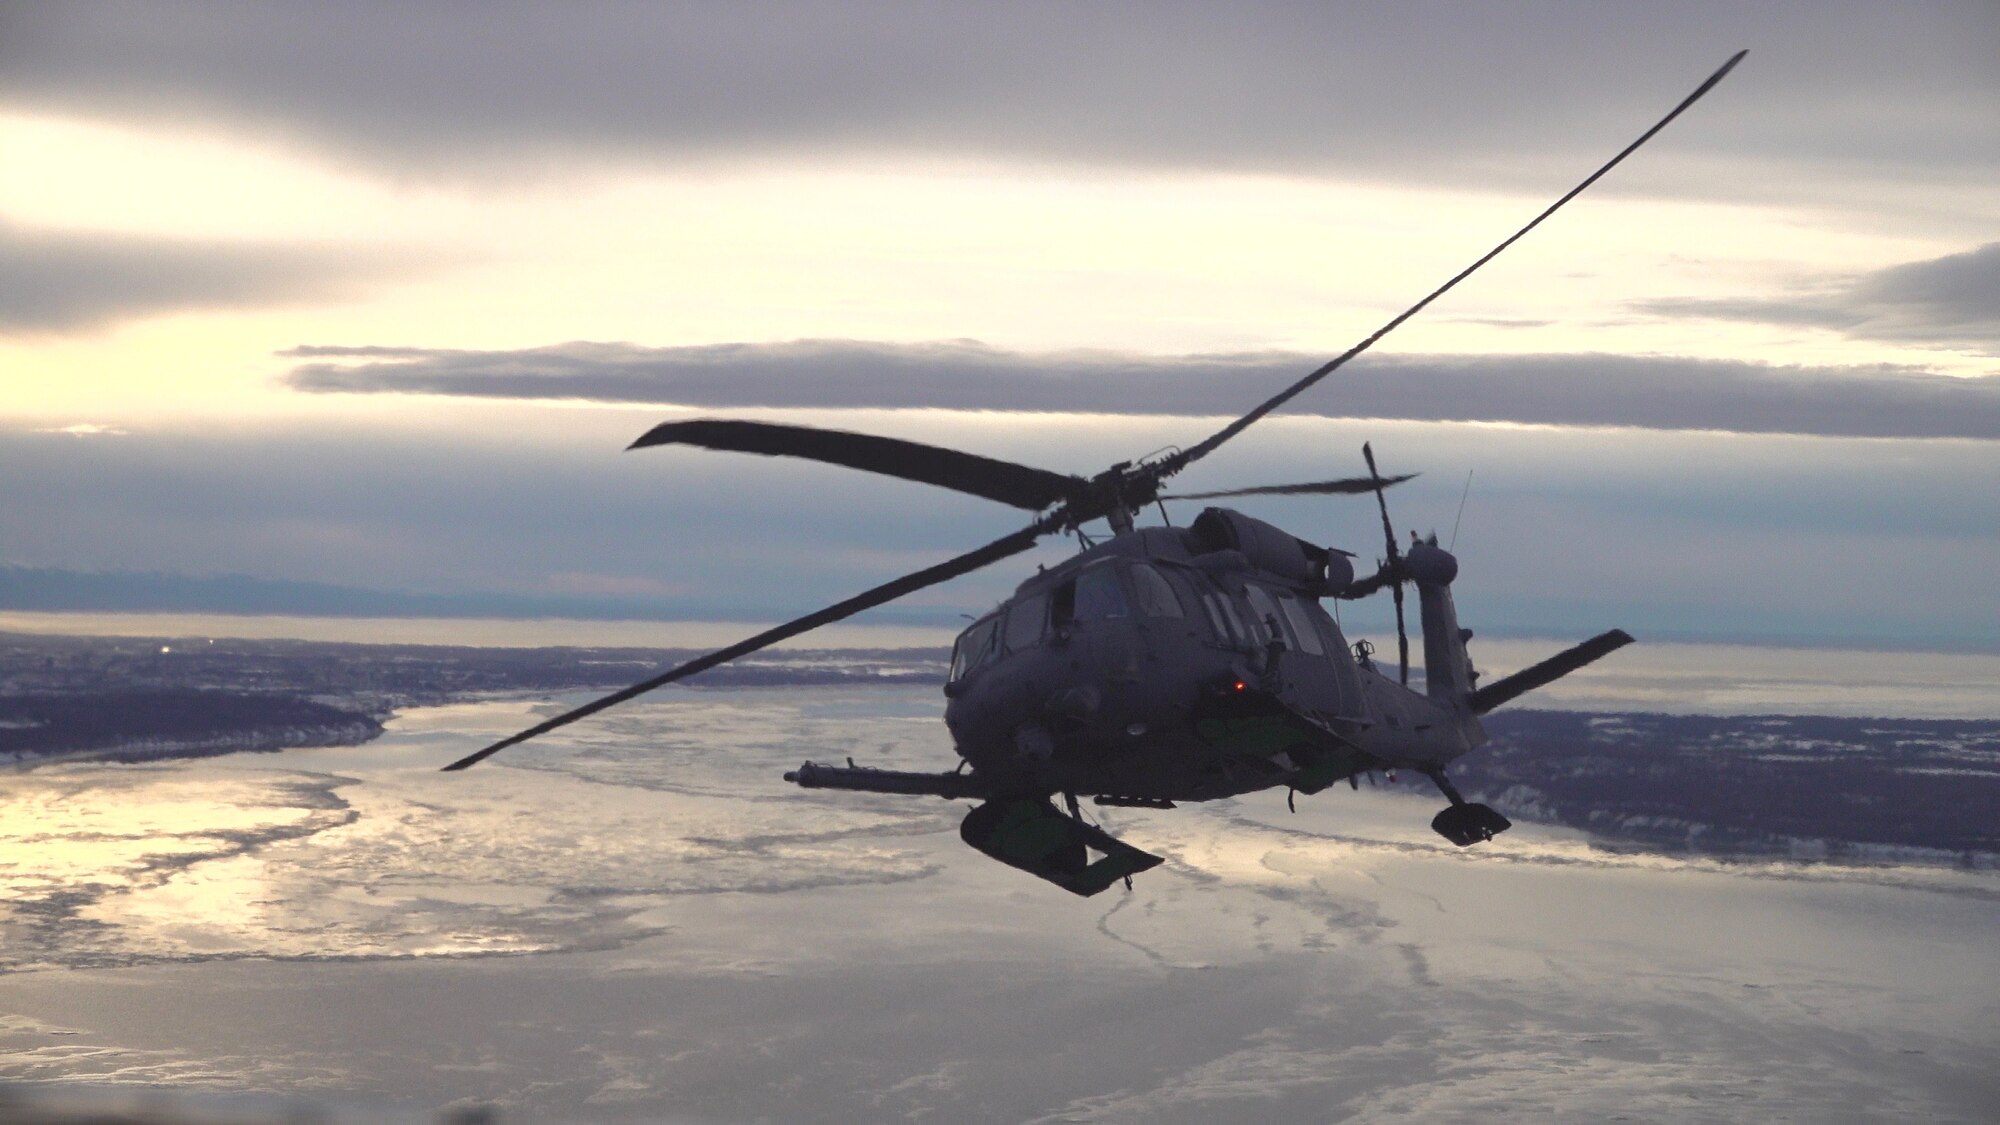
[444,51,1745,896]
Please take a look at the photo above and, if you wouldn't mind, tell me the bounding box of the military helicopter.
[446,52,1745,895]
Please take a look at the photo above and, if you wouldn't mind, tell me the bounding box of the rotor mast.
[1099,463,1139,535]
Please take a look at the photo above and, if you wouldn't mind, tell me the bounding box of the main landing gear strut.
[1423,769,1512,847]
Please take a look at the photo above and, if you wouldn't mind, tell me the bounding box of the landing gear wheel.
[1431,802,1512,847]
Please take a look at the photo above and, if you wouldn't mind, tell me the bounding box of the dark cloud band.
[5,2,1995,195]
[282,338,2000,442]
[0,222,446,334]
[1635,242,2000,354]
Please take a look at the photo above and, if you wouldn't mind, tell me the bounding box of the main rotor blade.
[1156,50,1747,480]
[1163,473,1415,501]
[630,419,1085,511]
[441,520,1051,771]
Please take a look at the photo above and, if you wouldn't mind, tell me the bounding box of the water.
[5,610,1995,719]
[2,687,1994,1121]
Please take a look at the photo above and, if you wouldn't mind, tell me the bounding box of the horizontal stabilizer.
[1466,629,1634,714]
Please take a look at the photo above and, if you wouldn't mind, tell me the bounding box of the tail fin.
[1467,630,1634,715]
[1406,542,1474,704]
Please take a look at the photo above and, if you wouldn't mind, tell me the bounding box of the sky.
[2,1,1997,651]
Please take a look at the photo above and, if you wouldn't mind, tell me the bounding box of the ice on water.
[2,684,1995,1122]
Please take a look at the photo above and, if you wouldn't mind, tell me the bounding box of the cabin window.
[1299,597,1348,656]
[1298,598,1363,714]
[1004,592,1048,651]
[1276,592,1326,655]
[1129,563,1184,618]
[949,615,1000,682]
[1205,592,1250,646]
[1244,585,1289,648]
[1198,592,1231,641]
[1074,562,1130,621]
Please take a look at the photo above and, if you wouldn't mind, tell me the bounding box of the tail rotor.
[1362,443,1410,686]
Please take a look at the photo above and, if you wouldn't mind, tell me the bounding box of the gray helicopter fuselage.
[942,509,1486,803]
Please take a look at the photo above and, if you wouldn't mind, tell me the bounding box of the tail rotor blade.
[1390,582,1409,686]
[1363,443,1410,686]
[1339,564,1400,601]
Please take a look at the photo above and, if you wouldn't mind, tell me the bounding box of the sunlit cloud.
[33,422,127,436]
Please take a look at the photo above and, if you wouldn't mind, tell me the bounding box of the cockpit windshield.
[949,615,1000,682]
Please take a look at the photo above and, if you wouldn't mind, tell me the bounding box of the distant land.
[3,631,1996,866]
[0,631,946,765]
[0,689,384,765]
[1408,710,2000,863]
[0,562,726,622]
[10,565,1999,654]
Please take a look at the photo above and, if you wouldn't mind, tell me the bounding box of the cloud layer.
[5,2,1995,195]
[284,338,2000,441]
[1636,242,2000,354]
[6,404,1996,650]
[0,221,436,333]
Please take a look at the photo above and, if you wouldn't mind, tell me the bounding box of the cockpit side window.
[949,615,1000,682]
[1050,578,1076,628]
[1003,592,1048,651]
[1074,562,1130,621]
[1295,596,1362,713]
[1129,563,1184,618]
[1297,596,1348,657]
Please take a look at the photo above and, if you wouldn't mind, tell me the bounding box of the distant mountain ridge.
[1,563,715,621]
